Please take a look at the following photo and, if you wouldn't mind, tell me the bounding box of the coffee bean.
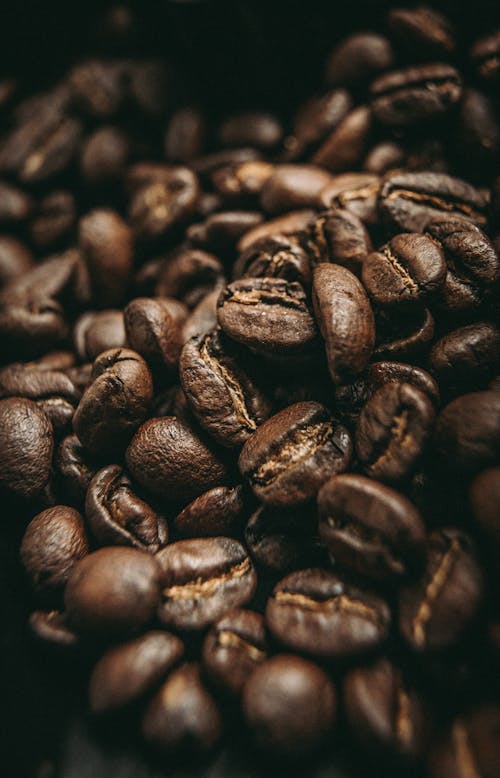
[469,467,500,544]
[79,209,133,307]
[129,167,200,241]
[239,401,352,507]
[471,31,500,83]
[453,89,500,176]
[305,208,372,276]
[156,537,256,631]
[237,209,316,253]
[243,654,337,757]
[318,474,425,580]
[188,211,264,256]
[363,141,406,174]
[0,397,53,499]
[156,249,224,309]
[325,32,394,86]
[65,547,162,636]
[434,391,500,474]
[73,310,126,362]
[172,485,247,539]
[399,528,483,651]
[266,568,391,658]
[89,631,184,714]
[0,180,32,225]
[388,6,456,58]
[312,106,373,173]
[260,165,333,214]
[284,89,352,160]
[320,172,381,225]
[428,705,500,778]
[0,236,33,288]
[374,305,435,360]
[212,160,275,204]
[181,288,220,343]
[69,59,125,117]
[429,322,500,394]
[124,297,183,374]
[29,609,80,649]
[313,264,375,385]
[164,107,206,163]
[55,433,98,504]
[202,609,268,696]
[233,235,312,288]
[245,504,322,573]
[217,112,283,151]
[30,190,76,250]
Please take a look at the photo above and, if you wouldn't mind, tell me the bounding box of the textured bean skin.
[0,397,54,499]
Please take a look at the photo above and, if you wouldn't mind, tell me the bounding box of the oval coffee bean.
[74,310,126,362]
[428,705,500,778]
[126,416,229,503]
[356,383,435,482]
[320,172,381,225]
[124,297,183,374]
[429,322,500,393]
[388,6,456,58]
[0,397,54,499]
[399,528,483,651]
[155,249,224,310]
[266,568,391,659]
[245,504,322,574]
[156,537,256,631]
[469,467,500,544]
[65,547,162,636]
[313,264,375,385]
[434,391,500,474]
[202,609,268,697]
[318,474,425,580]
[305,208,372,276]
[286,88,352,160]
[232,235,312,287]
[325,32,394,86]
[312,106,373,173]
[260,165,333,214]
[239,401,352,507]
[374,305,435,360]
[172,484,247,539]
[79,209,133,307]
[89,631,184,714]
[243,655,337,757]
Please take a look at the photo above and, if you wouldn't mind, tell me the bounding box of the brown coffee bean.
[172,485,246,539]
[245,504,321,573]
[181,288,220,343]
[469,467,500,544]
[363,141,406,174]
[124,297,183,374]
[30,191,76,250]
[65,547,162,636]
[374,305,435,360]
[217,112,283,150]
[313,264,375,385]
[55,434,98,504]
[243,654,337,757]
[0,397,53,499]
[237,209,316,253]
[325,32,394,86]
[69,59,126,117]
[164,107,206,163]
[89,631,184,714]
[126,416,229,502]
[212,160,274,204]
[29,609,80,649]
[320,172,381,225]
[428,705,500,778]
[79,209,133,307]
[305,208,372,276]
[0,236,33,287]
[318,474,425,580]
[434,391,500,474]
[156,537,256,631]
[155,249,224,309]
[80,125,130,185]
[388,6,456,58]
[202,609,268,697]
[471,30,500,83]
[239,401,352,507]
[312,106,373,172]
[266,568,391,658]
[260,165,333,214]
[429,323,500,394]
[0,180,32,225]
[233,235,311,287]
[129,167,200,241]
[453,89,500,175]
[188,211,264,256]
[74,310,126,362]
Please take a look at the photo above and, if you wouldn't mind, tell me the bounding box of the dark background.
[1,1,500,776]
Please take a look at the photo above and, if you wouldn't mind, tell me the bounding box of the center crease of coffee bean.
[451,721,482,778]
[200,339,256,430]
[382,247,419,293]
[368,410,411,472]
[395,686,414,747]
[251,422,333,485]
[412,539,461,647]
[274,590,381,623]
[386,189,483,221]
[162,558,251,600]
[216,630,266,661]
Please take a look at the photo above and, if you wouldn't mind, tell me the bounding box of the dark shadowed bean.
[69,59,126,117]
[74,310,126,362]
[188,211,264,256]
[429,323,500,394]
[428,705,500,778]
[245,504,322,573]
[55,434,98,504]
[469,467,500,545]
[129,167,200,241]
[283,89,352,161]
[30,191,76,249]
[320,172,381,225]
[434,391,500,473]
[155,249,224,309]
[181,288,220,343]
[172,485,247,539]
[388,6,455,58]
[305,208,372,276]
[217,112,283,151]
[312,106,372,173]
[233,235,311,287]
[80,126,130,185]
[325,32,394,86]
[164,107,206,163]
[470,31,500,83]
[374,305,435,360]
[29,610,80,649]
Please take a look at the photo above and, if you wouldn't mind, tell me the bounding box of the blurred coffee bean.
[387,6,456,59]
[325,32,394,86]
[470,30,500,84]
[312,106,372,172]
[434,391,500,474]
[80,126,130,185]
[164,107,206,163]
[429,322,500,395]
[79,209,133,307]
[74,310,126,362]
[217,112,283,151]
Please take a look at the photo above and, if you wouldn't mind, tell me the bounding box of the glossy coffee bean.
[202,609,268,697]
[233,235,311,287]
[305,208,372,276]
[239,402,352,507]
[237,209,316,253]
[155,249,224,310]
[318,474,425,580]
[266,568,391,659]
[434,391,500,473]
[0,397,53,499]
[73,310,126,362]
[469,467,500,544]
[388,6,456,58]
[89,631,184,714]
[126,416,229,503]
[79,209,133,307]
[172,485,247,539]
[320,172,381,225]
[356,382,435,482]
[245,504,321,574]
[243,655,337,757]
[156,537,256,631]
[325,32,394,86]
[313,264,375,385]
[129,167,200,241]
[142,663,222,755]
[312,106,372,173]
[65,547,162,636]
[260,165,332,214]
[429,323,500,393]
[124,297,183,374]
[399,528,483,651]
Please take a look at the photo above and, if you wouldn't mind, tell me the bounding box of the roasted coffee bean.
[30,191,76,250]
[80,125,130,186]
[142,663,222,754]
[192,147,262,179]
[0,397,53,500]
[180,328,272,448]
[181,288,220,343]
[212,160,274,204]
[89,631,184,714]
[202,609,267,697]
[318,474,425,580]
[129,167,200,241]
[325,32,394,86]
[86,465,167,552]
[260,165,332,214]
[172,485,246,539]
[399,528,483,651]
[0,362,80,416]
[0,180,32,225]
[313,264,375,385]
[237,209,316,253]
[65,547,162,636]
[188,211,264,255]
[239,402,352,507]
[469,467,500,544]
[284,89,352,160]
[73,349,153,456]
[164,107,206,163]
[245,504,321,573]
[379,172,489,233]
[470,30,500,83]
[217,112,283,151]
[126,416,229,503]
[362,233,446,307]
[429,323,500,394]
[320,172,380,225]
[29,609,80,649]
[69,59,125,117]
[434,391,500,474]
[305,208,372,276]
[217,278,317,357]
[127,59,170,117]
[74,310,126,362]
[124,297,183,374]
[266,568,391,659]
[155,249,224,309]
[233,235,311,287]
[374,305,435,360]
[453,89,500,175]
[243,654,337,757]
[344,658,430,759]
[356,382,435,482]
[156,537,256,631]
[55,434,98,504]
[79,209,133,307]
[428,705,500,778]
[20,506,88,597]
[388,6,456,58]
[0,236,33,287]
[312,106,373,173]
[363,141,406,175]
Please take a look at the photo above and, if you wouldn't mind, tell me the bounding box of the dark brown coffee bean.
[192,147,262,179]
[312,106,373,173]
[164,107,206,163]
[362,233,446,307]
[156,537,256,631]
[180,328,272,448]
[233,235,312,287]
[74,310,126,362]
[285,89,352,160]
[124,297,183,374]
[266,568,391,658]
[320,172,381,225]
[202,609,268,697]
[129,167,200,241]
[379,172,489,233]
[363,141,406,175]
[0,397,53,499]
[80,125,130,185]
[356,382,435,482]
[181,288,220,343]
[73,348,153,456]
[30,191,76,250]
[344,658,430,759]
[243,654,337,757]
[29,609,79,649]
[0,236,33,287]
[260,165,333,214]
[325,32,394,86]
[388,6,456,58]
[313,264,375,385]
[55,434,98,504]
[471,31,500,84]
[217,112,283,151]
[155,249,224,309]
[0,361,80,410]
[305,208,372,276]
[172,485,246,539]
[142,663,222,754]
[65,547,162,636]
[374,305,435,360]
[188,211,264,256]
[430,323,500,394]
[212,160,275,204]
[85,465,168,553]
[245,504,321,573]
[79,209,133,308]
[89,631,184,714]
[428,705,500,778]
[469,467,500,544]
[69,59,125,117]
[20,506,88,597]
[239,401,352,507]
[434,391,500,474]
[0,180,32,225]
[127,59,170,117]
[318,474,425,580]
[217,278,317,357]
[453,89,500,175]
[399,528,483,651]
[237,209,316,253]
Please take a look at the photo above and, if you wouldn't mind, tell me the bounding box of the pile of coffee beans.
[2,3,500,773]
